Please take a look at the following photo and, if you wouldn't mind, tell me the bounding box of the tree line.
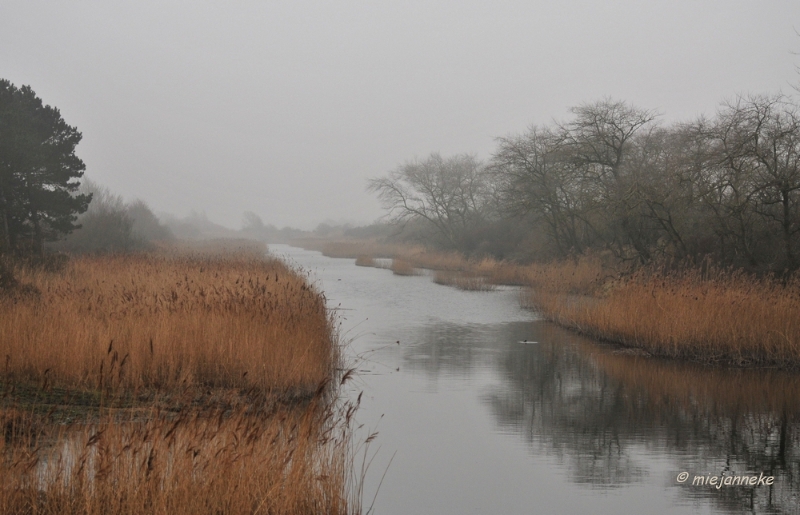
[370,94,800,273]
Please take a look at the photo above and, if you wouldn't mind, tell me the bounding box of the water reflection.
[401,323,503,378]
[274,245,799,514]
[402,320,800,514]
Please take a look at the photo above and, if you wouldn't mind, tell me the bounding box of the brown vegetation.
[1,246,335,395]
[354,254,377,267]
[300,237,800,368]
[389,259,416,276]
[0,244,359,514]
[298,238,503,275]
[432,270,494,291]
[294,239,405,260]
[0,398,358,515]
[527,265,800,368]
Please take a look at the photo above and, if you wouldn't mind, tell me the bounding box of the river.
[273,244,800,515]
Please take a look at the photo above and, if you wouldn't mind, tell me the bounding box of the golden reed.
[527,265,800,368]
[296,238,800,367]
[1,248,335,394]
[0,244,361,514]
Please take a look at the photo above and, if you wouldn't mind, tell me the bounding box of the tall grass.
[295,238,523,281]
[354,255,377,268]
[296,237,800,368]
[389,259,416,276]
[1,250,335,396]
[432,270,494,291]
[0,245,362,514]
[0,397,360,514]
[294,239,408,260]
[528,267,800,368]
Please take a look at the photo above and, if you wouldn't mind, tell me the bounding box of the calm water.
[273,245,800,515]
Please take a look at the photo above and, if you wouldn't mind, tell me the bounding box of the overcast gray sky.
[2,1,799,229]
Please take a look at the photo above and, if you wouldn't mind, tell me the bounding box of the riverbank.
[522,260,800,369]
[293,237,800,370]
[0,241,359,514]
[274,243,800,514]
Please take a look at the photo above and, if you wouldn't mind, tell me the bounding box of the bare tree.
[490,126,591,256]
[367,153,491,249]
[559,98,660,263]
[707,94,800,270]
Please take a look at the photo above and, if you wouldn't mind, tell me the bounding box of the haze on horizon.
[2,0,799,230]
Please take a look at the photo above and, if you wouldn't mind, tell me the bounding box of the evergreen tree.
[0,79,90,256]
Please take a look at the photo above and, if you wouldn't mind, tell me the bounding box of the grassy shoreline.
[294,237,800,370]
[521,259,800,370]
[0,242,360,514]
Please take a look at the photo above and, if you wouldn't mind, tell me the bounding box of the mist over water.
[274,245,800,515]
[3,2,800,511]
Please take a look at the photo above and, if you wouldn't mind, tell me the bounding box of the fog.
[2,0,799,229]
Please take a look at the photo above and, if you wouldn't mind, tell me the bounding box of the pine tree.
[0,79,91,256]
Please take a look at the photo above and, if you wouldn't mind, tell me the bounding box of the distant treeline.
[50,186,312,253]
[0,78,309,264]
[369,94,800,273]
[48,179,173,254]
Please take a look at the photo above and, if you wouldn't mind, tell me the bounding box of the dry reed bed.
[529,268,800,368]
[388,259,416,276]
[0,397,359,515]
[1,252,335,396]
[299,238,800,367]
[432,271,495,291]
[353,255,377,268]
[296,238,533,286]
[0,246,361,514]
[293,239,408,261]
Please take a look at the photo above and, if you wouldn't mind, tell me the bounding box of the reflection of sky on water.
[274,245,800,515]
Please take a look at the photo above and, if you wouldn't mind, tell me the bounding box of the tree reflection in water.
[401,320,799,514]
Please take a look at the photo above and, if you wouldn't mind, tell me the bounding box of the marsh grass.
[354,255,377,268]
[0,244,361,514]
[528,267,800,368]
[0,394,361,515]
[0,249,335,397]
[298,238,800,368]
[389,259,416,276]
[490,252,800,367]
[294,239,407,260]
[432,271,494,291]
[297,239,512,276]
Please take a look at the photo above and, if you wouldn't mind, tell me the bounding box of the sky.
[2,1,800,230]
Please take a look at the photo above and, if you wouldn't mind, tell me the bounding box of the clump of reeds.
[432,270,495,291]
[354,255,377,267]
[294,238,510,276]
[153,238,269,259]
[290,239,410,260]
[0,245,364,513]
[0,394,361,515]
[521,255,610,296]
[528,267,800,368]
[0,250,337,397]
[389,259,416,276]
[472,258,532,286]
[398,249,466,271]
